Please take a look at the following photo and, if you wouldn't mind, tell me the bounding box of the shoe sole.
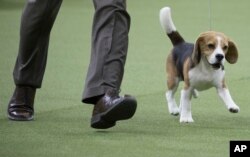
[91,96,137,129]
[7,113,34,121]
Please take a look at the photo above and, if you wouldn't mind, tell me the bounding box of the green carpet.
[1,0,250,156]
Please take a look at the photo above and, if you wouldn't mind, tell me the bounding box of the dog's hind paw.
[169,107,180,116]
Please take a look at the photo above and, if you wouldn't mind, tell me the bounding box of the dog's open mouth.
[211,62,224,70]
[206,58,224,70]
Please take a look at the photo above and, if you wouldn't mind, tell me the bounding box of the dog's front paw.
[228,105,240,113]
[180,114,194,123]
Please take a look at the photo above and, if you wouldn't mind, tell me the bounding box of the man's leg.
[8,0,63,121]
[83,0,130,104]
[82,0,137,129]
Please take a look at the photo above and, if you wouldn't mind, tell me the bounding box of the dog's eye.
[208,44,215,49]
[223,45,228,51]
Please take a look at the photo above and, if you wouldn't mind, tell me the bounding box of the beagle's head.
[192,31,238,69]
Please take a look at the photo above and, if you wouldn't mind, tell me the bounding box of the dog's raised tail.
[159,7,184,46]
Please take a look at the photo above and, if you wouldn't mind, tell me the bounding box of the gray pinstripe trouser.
[13,0,130,104]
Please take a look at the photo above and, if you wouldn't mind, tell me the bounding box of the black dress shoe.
[7,86,36,121]
[91,89,137,129]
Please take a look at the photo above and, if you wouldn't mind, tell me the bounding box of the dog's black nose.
[216,54,224,61]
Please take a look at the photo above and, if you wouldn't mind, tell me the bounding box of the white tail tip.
[159,6,177,34]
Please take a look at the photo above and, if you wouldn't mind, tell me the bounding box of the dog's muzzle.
[211,62,224,70]
[210,54,225,70]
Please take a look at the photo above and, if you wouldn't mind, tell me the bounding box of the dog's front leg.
[217,87,240,113]
[180,88,194,123]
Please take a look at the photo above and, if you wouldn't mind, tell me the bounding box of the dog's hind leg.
[166,80,179,116]
[166,54,180,116]
[192,89,199,98]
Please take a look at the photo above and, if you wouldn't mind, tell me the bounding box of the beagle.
[159,7,239,123]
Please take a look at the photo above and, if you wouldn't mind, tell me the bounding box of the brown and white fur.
[159,7,239,123]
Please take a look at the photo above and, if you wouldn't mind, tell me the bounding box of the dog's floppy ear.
[191,36,203,66]
[226,40,238,64]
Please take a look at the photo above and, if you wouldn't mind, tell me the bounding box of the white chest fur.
[188,61,225,91]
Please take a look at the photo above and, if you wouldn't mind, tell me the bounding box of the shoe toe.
[8,108,34,121]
